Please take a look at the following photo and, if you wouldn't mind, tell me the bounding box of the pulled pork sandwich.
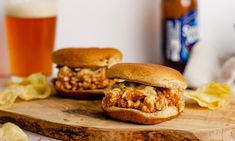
[102,63,186,124]
[52,48,122,100]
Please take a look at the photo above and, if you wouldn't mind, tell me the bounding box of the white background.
[1,0,235,75]
[56,0,235,62]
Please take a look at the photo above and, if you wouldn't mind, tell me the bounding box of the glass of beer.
[5,0,58,78]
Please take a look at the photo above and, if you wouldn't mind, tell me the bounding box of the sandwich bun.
[52,48,122,68]
[107,63,186,89]
[103,106,182,125]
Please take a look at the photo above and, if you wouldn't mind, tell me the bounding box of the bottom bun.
[54,84,105,100]
[102,106,181,125]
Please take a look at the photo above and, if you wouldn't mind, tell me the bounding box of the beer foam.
[5,0,57,18]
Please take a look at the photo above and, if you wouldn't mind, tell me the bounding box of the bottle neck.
[162,0,197,18]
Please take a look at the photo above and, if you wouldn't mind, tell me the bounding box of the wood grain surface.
[0,97,234,141]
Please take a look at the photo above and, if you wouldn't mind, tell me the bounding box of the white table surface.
[25,131,59,141]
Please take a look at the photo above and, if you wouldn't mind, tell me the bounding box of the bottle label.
[165,9,198,63]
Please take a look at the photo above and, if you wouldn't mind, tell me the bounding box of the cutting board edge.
[0,110,201,141]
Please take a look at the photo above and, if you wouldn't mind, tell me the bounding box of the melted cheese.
[136,86,157,101]
[118,83,157,101]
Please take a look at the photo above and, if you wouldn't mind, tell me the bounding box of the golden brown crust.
[52,48,122,67]
[102,106,181,125]
[54,82,105,100]
[107,63,186,89]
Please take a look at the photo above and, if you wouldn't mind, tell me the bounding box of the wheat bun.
[107,63,186,89]
[52,48,122,68]
[103,106,182,125]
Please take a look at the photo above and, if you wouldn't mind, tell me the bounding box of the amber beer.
[5,0,57,77]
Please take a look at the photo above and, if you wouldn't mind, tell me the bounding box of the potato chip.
[0,89,19,109]
[185,82,233,110]
[9,73,51,100]
[0,73,51,109]
[0,122,28,141]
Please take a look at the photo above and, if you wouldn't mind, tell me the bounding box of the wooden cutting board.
[0,97,234,141]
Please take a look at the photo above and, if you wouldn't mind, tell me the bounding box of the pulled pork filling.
[102,82,184,113]
[55,66,117,91]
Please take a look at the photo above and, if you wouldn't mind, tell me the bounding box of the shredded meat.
[102,82,183,113]
[55,66,117,91]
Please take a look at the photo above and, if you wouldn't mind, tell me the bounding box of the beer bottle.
[162,0,199,73]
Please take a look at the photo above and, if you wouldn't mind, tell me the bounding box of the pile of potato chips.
[0,73,51,109]
[185,82,233,110]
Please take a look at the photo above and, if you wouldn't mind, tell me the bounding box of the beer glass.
[5,0,58,78]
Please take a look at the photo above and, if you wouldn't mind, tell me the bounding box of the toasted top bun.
[107,63,186,89]
[52,48,122,68]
